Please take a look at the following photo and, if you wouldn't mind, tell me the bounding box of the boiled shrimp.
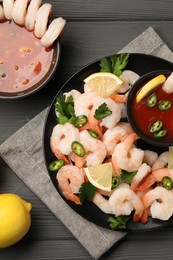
[151,151,169,171]
[74,91,102,117]
[162,72,173,94]
[103,122,133,155]
[50,122,79,156]
[25,0,42,31]
[143,150,158,167]
[112,133,144,173]
[92,192,113,214]
[141,186,173,221]
[131,163,151,191]
[34,3,52,38]
[64,89,82,102]
[118,70,140,93]
[41,17,66,47]
[3,0,14,20]
[109,185,144,222]
[56,165,84,205]
[75,130,106,167]
[11,0,30,25]
[137,167,173,191]
[0,4,5,21]
[91,97,121,129]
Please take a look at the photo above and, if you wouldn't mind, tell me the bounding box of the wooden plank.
[48,0,173,21]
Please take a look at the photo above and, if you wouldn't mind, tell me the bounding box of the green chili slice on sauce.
[49,159,65,171]
[71,141,85,157]
[146,93,157,108]
[111,176,120,190]
[88,130,99,139]
[162,176,173,190]
[158,100,172,111]
[74,115,88,128]
[154,129,167,138]
[150,120,163,133]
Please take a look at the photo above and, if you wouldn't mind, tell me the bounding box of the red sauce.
[132,83,173,141]
[0,20,54,93]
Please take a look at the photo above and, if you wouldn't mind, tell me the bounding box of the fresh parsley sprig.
[108,215,131,230]
[94,103,112,120]
[100,53,130,76]
[121,169,137,184]
[78,182,97,204]
[55,93,76,124]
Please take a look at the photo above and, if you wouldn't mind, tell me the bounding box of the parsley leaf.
[121,169,137,184]
[100,53,130,76]
[55,93,76,124]
[78,182,97,204]
[94,103,112,120]
[108,215,131,230]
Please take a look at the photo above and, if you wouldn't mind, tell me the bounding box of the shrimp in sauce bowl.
[0,0,66,98]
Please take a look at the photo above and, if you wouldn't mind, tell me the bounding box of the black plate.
[43,53,173,231]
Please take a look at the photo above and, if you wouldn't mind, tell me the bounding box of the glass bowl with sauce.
[0,20,60,99]
[126,70,173,147]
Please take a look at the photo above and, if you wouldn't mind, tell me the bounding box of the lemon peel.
[0,193,32,248]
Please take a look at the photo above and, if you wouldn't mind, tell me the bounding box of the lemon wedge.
[136,74,166,103]
[168,146,173,169]
[84,72,123,98]
[84,162,112,191]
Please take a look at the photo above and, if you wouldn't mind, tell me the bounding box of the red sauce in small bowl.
[127,70,173,147]
[0,20,57,97]
[132,83,173,141]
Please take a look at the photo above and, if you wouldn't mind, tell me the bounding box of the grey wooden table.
[1,0,173,259]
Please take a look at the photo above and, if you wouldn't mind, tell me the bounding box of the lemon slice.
[84,162,112,191]
[136,74,166,103]
[84,72,123,98]
[168,146,173,169]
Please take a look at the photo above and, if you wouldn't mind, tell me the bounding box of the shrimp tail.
[133,211,142,223]
[140,209,148,224]
[136,174,155,191]
[74,154,86,168]
[111,157,122,175]
[54,149,70,165]
[66,193,81,205]
[109,94,127,103]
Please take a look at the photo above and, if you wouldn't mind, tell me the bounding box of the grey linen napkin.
[1,26,173,259]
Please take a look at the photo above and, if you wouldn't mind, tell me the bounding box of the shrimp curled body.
[141,186,173,221]
[112,133,144,173]
[56,165,84,205]
[109,185,144,222]
[50,122,79,156]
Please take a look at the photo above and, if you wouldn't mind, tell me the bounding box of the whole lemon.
[0,193,32,248]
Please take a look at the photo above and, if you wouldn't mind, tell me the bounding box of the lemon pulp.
[84,72,123,98]
[84,162,112,191]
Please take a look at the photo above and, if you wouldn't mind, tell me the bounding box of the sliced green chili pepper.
[146,93,157,108]
[88,129,99,139]
[162,176,173,190]
[158,100,172,111]
[74,115,88,128]
[111,176,120,190]
[154,129,167,138]
[150,120,163,133]
[49,159,65,171]
[71,141,85,157]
